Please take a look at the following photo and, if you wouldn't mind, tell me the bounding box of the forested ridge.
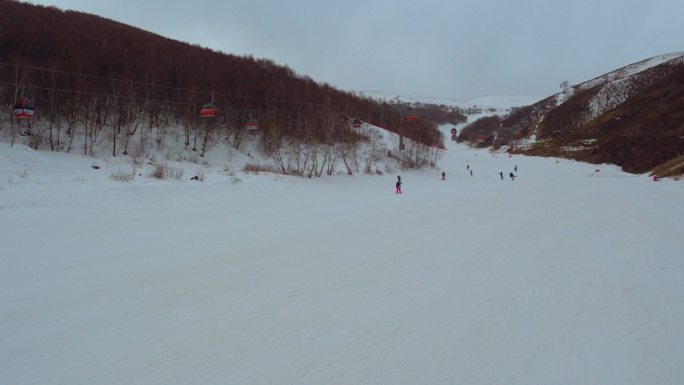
[456,54,684,177]
[1,0,451,170]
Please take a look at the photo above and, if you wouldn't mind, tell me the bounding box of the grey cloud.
[29,0,684,100]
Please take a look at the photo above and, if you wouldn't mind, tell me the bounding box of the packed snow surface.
[1,129,683,384]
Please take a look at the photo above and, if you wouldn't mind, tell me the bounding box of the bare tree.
[122,81,148,157]
[10,61,31,146]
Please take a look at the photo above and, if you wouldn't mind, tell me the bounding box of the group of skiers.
[395,164,519,194]
[463,163,517,181]
[499,170,516,180]
[495,164,518,180]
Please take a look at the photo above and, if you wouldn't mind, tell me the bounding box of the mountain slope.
[495,53,684,176]
[0,1,443,161]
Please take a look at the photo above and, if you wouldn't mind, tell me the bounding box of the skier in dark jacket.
[499,172,504,180]
[509,172,516,181]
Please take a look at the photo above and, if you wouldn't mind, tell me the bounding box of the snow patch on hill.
[448,95,543,111]
[542,52,684,124]
[360,91,542,113]
[585,77,635,122]
[580,53,684,123]
[577,52,684,92]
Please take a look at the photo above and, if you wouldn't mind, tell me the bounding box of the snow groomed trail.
[1,130,683,384]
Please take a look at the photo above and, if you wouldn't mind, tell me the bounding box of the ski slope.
[1,129,683,385]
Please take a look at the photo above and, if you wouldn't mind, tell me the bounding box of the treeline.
[0,1,443,161]
[457,115,500,147]
[399,102,467,125]
[459,112,541,149]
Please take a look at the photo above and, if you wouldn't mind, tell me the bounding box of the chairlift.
[451,134,458,141]
[450,128,457,135]
[244,118,259,131]
[352,119,362,128]
[200,92,219,118]
[200,102,218,118]
[478,134,488,143]
[13,97,35,119]
[405,114,417,122]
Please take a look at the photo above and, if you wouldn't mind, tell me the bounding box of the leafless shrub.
[150,163,168,179]
[243,163,276,174]
[149,163,183,179]
[222,165,234,176]
[111,169,134,181]
[168,167,184,180]
[129,143,144,165]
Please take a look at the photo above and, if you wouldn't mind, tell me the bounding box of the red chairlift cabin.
[200,102,218,118]
[352,119,362,128]
[404,114,417,122]
[13,97,35,119]
[451,134,458,141]
[478,134,488,143]
[450,128,458,135]
[244,118,259,131]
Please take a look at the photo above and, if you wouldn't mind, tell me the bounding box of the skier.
[469,169,473,176]
[499,171,504,180]
[441,172,446,180]
[514,164,518,172]
[466,164,470,171]
[396,176,402,194]
[509,172,516,181]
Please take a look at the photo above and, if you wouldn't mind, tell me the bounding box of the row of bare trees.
[1,56,445,156]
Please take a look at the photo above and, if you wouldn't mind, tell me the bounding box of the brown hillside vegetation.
[457,116,499,147]
[649,154,684,179]
[0,1,444,158]
[477,56,684,177]
[536,87,601,139]
[501,96,556,139]
[578,64,684,173]
[521,62,684,174]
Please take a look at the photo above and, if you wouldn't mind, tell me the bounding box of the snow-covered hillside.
[577,52,684,91]
[361,91,542,113]
[553,52,684,122]
[448,95,543,111]
[2,127,683,384]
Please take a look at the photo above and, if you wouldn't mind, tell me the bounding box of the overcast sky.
[29,0,684,100]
